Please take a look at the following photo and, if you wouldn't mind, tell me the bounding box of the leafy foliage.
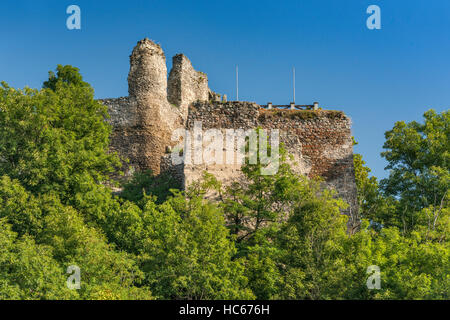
[380,110,449,232]
[139,192,254,299]
[0,66,447,300]
[120,170,179,205]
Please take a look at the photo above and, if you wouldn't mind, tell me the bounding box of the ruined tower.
[101,38,358,215]
[168,53,209,117]
[102,38,185,175]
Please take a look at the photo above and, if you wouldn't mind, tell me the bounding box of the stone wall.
[102,38,184,176]
[100,37,358,216]
[183,102,357,214]
[127,39,167,101]
[168,54,209,119]
[258,108,357,216]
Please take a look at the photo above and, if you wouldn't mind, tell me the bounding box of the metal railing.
[260,102,319,110]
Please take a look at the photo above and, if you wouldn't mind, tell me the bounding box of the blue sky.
[1,0,449,179]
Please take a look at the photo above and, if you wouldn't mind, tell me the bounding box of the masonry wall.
[102,39,185,176]
[100,37,358,216]
[168,54,209,119]
[183,101,358,214]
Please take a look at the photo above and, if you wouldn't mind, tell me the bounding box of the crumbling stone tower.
[101,38,212,176]
[102,39,197,175]
[168,53,209,116]
[101,38,358,216]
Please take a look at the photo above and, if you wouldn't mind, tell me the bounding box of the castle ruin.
[100,38,358,215]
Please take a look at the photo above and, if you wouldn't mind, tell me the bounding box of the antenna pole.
[236,65,239,101]
[293,67,295,104]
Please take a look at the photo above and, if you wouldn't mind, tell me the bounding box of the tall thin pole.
[236,65,239,101]
[293,67,295,104]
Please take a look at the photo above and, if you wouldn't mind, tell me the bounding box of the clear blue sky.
[1,0,449,179]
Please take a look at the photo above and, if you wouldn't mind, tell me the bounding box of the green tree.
[380,109,449,232]
[0,66,152,300]
[0,175,152,300]
[120,170,179,206]
[0,218,75,300]
[344,222,449,300]
[139,191,254,299]
[353,153,396,229]
[202,140,305,251]
[0,66,121,206]
[195,137,352,299]
[43,65,90,91]
[2,64,448,300]
[275,180,349,299]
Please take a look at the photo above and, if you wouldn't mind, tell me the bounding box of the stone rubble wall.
[100,37,358,215]
[127,39,167,101]
[183,102,358,214]
[103,38,184,176]
[167,54,209,120]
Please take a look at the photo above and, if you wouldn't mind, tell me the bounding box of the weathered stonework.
[101,38,184,176]
[183,102,357,214]
[101,38,358,215]
[168,54,209,118]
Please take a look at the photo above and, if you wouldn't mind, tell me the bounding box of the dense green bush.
[0,66,447,300]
